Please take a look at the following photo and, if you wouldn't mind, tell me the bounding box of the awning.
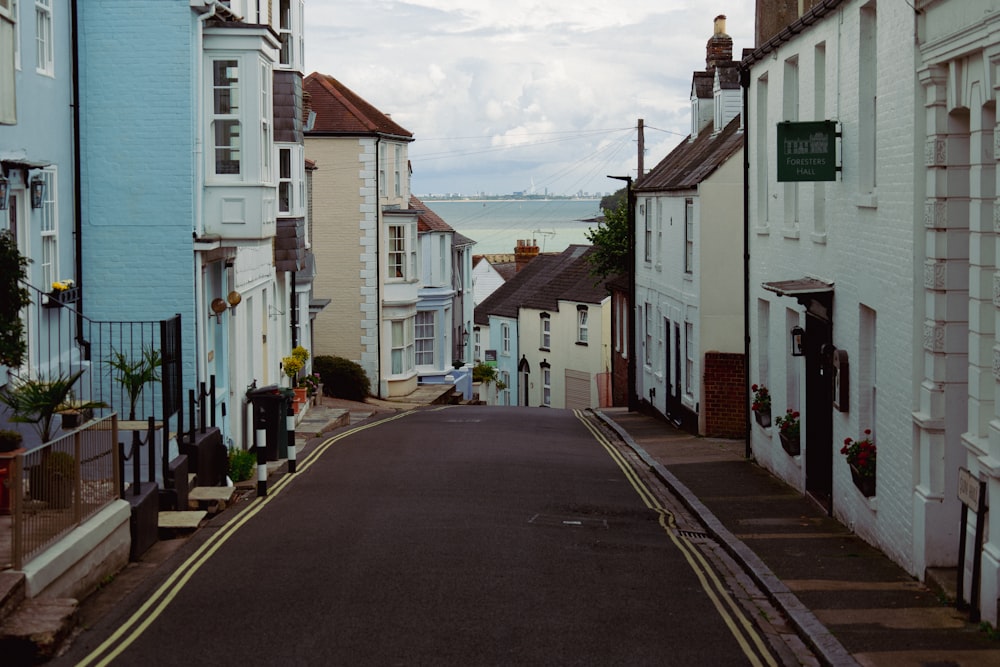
[762,277,834,321]
[0,151,52,170]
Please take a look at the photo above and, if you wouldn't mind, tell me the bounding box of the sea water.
[423,199,605,256]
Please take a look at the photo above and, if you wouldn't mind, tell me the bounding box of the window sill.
[855,191,878,209]
[575,341,588,346]
[539,347,550,352]
[810,232,827,245]
[754,224,770,235]
[782,227,800,240]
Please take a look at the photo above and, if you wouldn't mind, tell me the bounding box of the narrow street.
[59,406,791,666]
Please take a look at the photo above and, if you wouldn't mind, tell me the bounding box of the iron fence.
[6,414,120,570]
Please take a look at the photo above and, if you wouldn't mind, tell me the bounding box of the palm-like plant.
[0,370,104,442]
[107,346,162,420]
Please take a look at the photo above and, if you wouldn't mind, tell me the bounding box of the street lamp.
[607,174,637,411]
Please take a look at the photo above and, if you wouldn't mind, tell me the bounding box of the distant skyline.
[305,1,755,196]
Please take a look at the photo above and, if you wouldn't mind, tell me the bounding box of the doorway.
[804,312,833,513]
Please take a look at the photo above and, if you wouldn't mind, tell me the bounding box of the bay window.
[391,317,414,375]
[415,311,435,366]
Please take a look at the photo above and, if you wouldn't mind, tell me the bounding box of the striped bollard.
[256,426,268,497]
[286,400,297,474]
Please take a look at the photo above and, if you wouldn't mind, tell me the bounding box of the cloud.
[305,0,755,196]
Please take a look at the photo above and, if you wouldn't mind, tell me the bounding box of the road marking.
[76,410,417,667]
[574,410,779,667]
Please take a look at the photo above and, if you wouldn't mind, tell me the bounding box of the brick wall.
[703,352,745,438]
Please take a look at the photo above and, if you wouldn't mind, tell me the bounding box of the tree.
[0,230,32,368]
[585,196,629,281]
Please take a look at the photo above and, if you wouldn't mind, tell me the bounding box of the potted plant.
[841,429,877,497]
[452,359,465,370]
[775,409,800,456]
[298,373,321,399]
[751,384,771,427]
[107,346,162,421]
[0,370,104,443]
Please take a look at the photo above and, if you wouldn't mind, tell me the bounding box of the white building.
[633,15,745,437]
[743,0,1000,623]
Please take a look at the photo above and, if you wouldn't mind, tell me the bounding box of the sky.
[305,1,756,197]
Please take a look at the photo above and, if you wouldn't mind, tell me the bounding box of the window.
[394,145,402,197]
[438,235,446,285]
[684,199,694,273]
[542,367,551,407]
[212,59,241,175]
[260,61,271,182]
[644,303,653,366]
[474,327,481,361]
[540,313,550,349]
[278,148,292,213]
[684,322,694,397]
[36,169,56,287]
[501,322,510,355]
[415,311,435,366]
[858,3,877,194]
[391,318,414,375]
[0,0,15,124]
[577,307,589,344]
[755,75,769,223]
[379,142,387,196]
[34,0,51,76]
[643,201,652,262]
[278,0,292,66]
[388,224,405,278]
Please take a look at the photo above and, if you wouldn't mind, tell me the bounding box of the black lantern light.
[790,325,805,357]
[0,174,8,210]
[30,175,44,209]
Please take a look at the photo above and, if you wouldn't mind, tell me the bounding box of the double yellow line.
[76,410,416,667]
[574,410,778,667]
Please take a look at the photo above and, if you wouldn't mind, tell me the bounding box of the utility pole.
[637,119,644,178]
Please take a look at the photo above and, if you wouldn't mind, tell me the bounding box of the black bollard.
[255,425,267,497]
[286,400,297,474]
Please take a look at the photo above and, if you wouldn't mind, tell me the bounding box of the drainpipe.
[740,62,751,460]
[70,0,87,357]
[375,136,383,398]
[192,1,219,393]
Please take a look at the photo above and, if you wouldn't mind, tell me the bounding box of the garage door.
[565,369,591,410]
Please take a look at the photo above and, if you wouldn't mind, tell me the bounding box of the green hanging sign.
[776,121,839,182]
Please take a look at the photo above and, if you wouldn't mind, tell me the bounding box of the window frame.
[34,0,52,77]
[643,200,652,262]
[36,169,56,288]
[685,321,694,397]
[388,224,405,279]
[539,312,550,350]
[542,367,551,407]
[390,317,415,376]
[576,306,589,344]
[415,310,435,367]
[211,58,242,177]
[501,322,510,356]
[684,198,694,274]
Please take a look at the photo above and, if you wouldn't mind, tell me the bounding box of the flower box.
[779,432,800,456]
[42,286,81,309]
[754,408,771,428]
[850,464,876,498]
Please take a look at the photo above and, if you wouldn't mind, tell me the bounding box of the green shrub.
[313,355,371,402]
[228,447,256,483]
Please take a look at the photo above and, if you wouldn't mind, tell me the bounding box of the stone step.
[158,510,207,538]
[187,486,237,513]
[0,597,78,663]
[0,571,26,624]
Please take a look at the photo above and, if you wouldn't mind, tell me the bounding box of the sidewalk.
[595,407,1000,667]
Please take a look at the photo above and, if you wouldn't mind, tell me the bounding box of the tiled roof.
[304,72,413,139]
[474,245,612,325]
[692,72,713,99]
[633,115,743,193]
[411,195,454,233]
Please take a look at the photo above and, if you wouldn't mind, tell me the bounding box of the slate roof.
[474,245,613,325]
[633,115,743,193]
[691,71,713,99]
[304,72,413,139]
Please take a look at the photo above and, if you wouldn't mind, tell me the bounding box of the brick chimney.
[706,15,733,72]
[514,239,539,272]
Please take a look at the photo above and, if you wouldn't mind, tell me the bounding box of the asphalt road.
[61,406,776,666]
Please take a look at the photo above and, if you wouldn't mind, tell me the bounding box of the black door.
[804,313,833,513]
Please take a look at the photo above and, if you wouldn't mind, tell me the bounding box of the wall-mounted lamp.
[210,290,242,323]
[210,298,228,323]
[0,174,8,210]
[30,175,44,209]
[790,325,805,357]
